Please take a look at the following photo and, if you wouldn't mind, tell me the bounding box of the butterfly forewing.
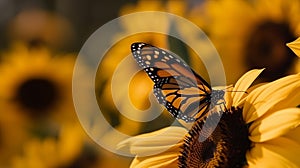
[131,42,220,122]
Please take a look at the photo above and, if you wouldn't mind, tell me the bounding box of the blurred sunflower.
[0,99,29,165]
[7,9,75,51]
[118,69,300,167]
[0,43,77,165]
[0,43,76,124]
[119,0,188,43]
[196,0,300,83]
[10,123,102,168]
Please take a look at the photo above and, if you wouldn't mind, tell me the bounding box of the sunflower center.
[179,107,250,168]
[245,21,296,81]
[201,140,215,162]
[15,77,60,115]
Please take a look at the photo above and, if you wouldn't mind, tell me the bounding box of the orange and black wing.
[131,42,214,122]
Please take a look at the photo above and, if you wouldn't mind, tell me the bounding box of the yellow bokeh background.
[0,0,299,167]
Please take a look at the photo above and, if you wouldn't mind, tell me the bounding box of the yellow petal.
[130,151,178,168]
[249,108,300,142]
[283,126,300,143]
[244,74,300,123]
[287,37,300,57]
[117,126,187,156]
[231,69,264,106]
[247,136,300,168]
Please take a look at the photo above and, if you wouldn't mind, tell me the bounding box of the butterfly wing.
[131,42,212,122]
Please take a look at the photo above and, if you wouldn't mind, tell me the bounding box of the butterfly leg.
[216,100,228,112]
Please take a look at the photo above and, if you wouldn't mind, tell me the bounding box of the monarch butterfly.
[131,42,225,123]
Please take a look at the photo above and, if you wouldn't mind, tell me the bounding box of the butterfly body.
[131,42,225,122]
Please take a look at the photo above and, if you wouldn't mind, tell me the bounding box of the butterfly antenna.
[224,85,248,94]
[228,90,248,94]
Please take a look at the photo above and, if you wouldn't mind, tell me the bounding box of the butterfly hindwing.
[131,42,223,122]
[153,77,211,122]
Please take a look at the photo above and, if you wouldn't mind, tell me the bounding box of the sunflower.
[0,43,76,124]
[10,123,103,168]
[0,99,29,165]
[242,73,300,167]
[195,0,300,83]
[0,43,79,166]
[117,126,188,168]
[117,69,260,167]
[118,69,300,167]
[287,37,300,57]
[119,0,188,42]
[287,37,300,72]
[7,9,75,51]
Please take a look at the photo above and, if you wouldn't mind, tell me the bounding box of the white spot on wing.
[146,55,151,60]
